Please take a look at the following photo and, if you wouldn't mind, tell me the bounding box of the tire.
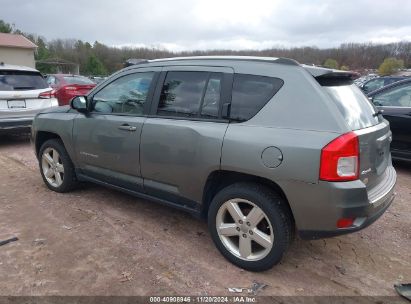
[38,139,78,193]
[208,182,294,272]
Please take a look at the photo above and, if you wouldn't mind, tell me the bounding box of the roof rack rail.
[275,57,299,66]
[123,56,301,68]
[124,58,149,67]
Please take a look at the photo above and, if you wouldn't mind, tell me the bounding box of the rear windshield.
[63,76,94,85]
[323,84,380,130]
[0,70,48,91]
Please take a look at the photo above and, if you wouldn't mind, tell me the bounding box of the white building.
[0,33,37,68]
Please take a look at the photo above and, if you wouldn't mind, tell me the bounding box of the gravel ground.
[0,134,409,297]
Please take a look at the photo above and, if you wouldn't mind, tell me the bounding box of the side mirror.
[70,96,88,113]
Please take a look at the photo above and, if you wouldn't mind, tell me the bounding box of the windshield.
[323,84,381,130]
[63,76,94,85]
[0,70,48,91]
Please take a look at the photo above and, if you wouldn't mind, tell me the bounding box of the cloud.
[1,0,410,51]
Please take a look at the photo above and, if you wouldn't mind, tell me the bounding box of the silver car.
[0,63,58,133]
[31,56,396,271]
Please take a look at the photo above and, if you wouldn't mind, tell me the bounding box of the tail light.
[319,132,359,181]
[64,86,78,91]
[38,90,56,99]
[337,218,355,228]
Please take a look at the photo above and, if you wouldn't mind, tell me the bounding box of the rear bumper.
[0,117,33,133]
[299,189,395,239]
[282,165,397,240]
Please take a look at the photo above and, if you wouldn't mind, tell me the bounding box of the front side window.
[230,74,284,121]
[92,72,154,115]
[157,71,222,118]
[363,78,384,93]
[373,83,411,107]
[47,76,56,86]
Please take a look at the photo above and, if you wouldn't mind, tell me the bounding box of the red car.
[46,74,96,106]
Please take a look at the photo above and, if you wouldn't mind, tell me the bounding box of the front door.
[73,68,160,191]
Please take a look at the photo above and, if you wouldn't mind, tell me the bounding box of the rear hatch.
[0,70,57,119]
[314,70,392,192]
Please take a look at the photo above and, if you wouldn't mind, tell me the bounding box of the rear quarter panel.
[221,125,339,184]
[221,125,341,229]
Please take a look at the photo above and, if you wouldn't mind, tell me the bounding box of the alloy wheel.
[41,147,64,188]
[216,198,274,261]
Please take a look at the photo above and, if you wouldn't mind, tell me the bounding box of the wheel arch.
[201,170,295,224]
[35,131,63,157]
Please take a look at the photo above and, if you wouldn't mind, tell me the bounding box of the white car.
[0,63,58,133]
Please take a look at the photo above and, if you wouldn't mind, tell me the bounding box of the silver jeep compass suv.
[32,56,396,271]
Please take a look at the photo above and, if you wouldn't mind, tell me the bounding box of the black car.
[361,76,408,94]
[368,78,411,161]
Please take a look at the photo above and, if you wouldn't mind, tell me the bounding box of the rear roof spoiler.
[302,65,360,86]
[302,64,360,79]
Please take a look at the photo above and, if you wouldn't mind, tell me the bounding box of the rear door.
[371,82,411,160]
[140,66,233,207]
[322,83,391,190]
[73,68,160,191]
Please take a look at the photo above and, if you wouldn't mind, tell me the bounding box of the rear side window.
[323,84,380,130]
[230,74,284,121]
[63,76,94,85]
[0,70,48,91]
[157,71,222,118]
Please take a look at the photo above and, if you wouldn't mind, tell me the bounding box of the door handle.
[118,125,137,131]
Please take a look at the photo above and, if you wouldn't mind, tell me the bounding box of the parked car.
[368,78,411,161]
[46,74,96,106]
[32,56,396,271]
[0,63,58,133]
[354,73,378,87]
[360,76,408,94]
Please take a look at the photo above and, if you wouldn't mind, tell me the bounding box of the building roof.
[0,33,37,49]
[0,62,39,72]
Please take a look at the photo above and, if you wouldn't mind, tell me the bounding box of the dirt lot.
[0,134,409,297]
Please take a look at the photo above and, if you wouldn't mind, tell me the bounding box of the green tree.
[35,37,55,74]
[340,65,350,71]
[378,57,404,76]
[0,20,13,33]
[323,58,339,69]
[85,54,107,76]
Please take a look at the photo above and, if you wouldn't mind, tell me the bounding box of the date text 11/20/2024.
[149,296,257,303]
